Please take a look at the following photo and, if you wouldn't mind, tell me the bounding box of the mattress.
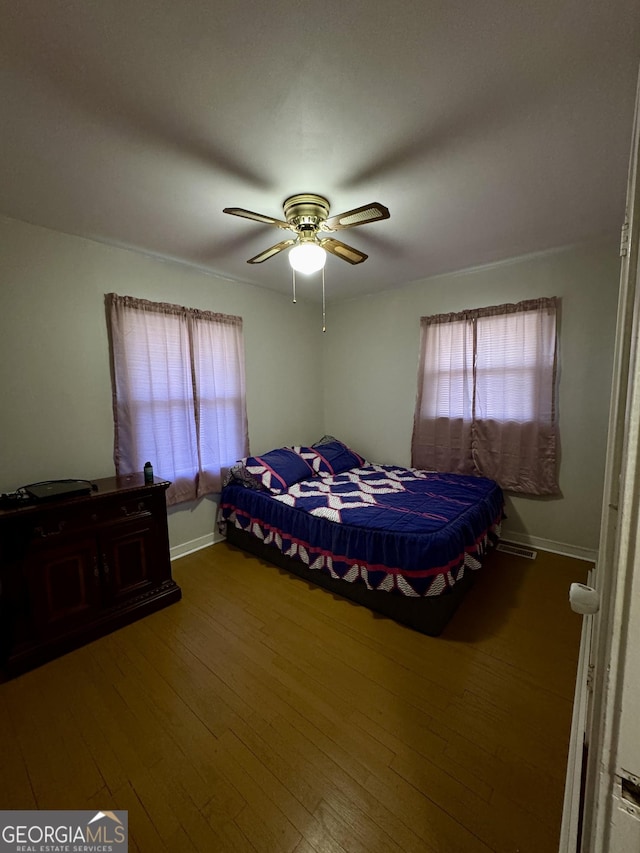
[220,463,503,598]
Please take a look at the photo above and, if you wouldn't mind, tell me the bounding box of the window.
[106,294,249,505]
[411,297,559,495]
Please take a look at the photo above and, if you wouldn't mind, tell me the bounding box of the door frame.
[578,66,640,853]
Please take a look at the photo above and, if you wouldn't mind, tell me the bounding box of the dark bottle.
[144,461,154,484]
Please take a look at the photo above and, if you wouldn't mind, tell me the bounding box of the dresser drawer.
[24,492,155,541]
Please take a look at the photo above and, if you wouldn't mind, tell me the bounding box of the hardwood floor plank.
[312,797,406,853]
[391,749,558,852]
[0,690,37,808]
[439,692,572,782]
[364,763,495,853]
[233,711,430,853]
[221,724,318,837]
[293,836,349,853]
[212,728,303,852]
[110,781,169,853]
[442,725,566,820]
[319,784,437,853]
[231,713,325,814]
[260,712,464,853]
[2,667,105,808]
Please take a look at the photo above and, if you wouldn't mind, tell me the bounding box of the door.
[577,65,640,852]
[100,514,163,603]
[24,535,102,639]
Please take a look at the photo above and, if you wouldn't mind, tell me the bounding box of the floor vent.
[496,542,538,560]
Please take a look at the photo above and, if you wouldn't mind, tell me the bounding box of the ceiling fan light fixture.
[288,241,326,274]
[223,194,388,270]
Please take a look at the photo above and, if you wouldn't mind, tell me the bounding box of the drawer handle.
[93,555,110,580]
[121,502,146,517]
[35,521,66,538]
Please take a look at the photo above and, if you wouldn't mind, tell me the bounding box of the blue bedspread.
[220,464,503,597]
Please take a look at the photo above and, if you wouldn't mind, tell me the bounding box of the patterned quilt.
[220,464,503,597]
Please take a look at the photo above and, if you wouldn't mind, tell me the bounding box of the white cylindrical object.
[569,582,600,615]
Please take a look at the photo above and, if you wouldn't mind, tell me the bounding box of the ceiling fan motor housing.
[283,194,330,234]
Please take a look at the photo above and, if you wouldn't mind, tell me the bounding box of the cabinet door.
[100,514,164,603]
[25,536,102,639]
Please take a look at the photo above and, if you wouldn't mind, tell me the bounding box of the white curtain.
[411,297,559,495]
[107,294,249,505]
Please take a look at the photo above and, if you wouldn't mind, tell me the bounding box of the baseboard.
[501,532,597,563]
[170,530,225,561]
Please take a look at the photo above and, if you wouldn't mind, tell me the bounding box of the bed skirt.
[225,522,477,636]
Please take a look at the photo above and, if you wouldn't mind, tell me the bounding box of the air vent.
[496,542,538,560]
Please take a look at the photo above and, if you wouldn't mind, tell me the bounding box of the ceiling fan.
[223,193,390,273]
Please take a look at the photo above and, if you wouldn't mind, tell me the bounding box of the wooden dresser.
[0,473,181,679]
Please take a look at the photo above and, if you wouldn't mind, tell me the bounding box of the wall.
[0,217,324,552]
[322,239,620,556]
[0,218,620,556]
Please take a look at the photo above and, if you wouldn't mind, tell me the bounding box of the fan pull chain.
[322,266,326,333]
[292,266,326,331]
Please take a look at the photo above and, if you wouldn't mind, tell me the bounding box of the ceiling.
[1,1,639,302]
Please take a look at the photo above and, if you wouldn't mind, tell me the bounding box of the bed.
[219,438,504,636]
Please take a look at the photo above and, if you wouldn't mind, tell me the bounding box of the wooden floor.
[0,542,588,852]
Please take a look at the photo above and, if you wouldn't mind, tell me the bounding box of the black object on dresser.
[0,473,181,679]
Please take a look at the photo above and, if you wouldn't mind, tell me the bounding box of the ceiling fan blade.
[223,207,291,229]
[320,237,368,265]
[247,238,297,264]
[322,202,390,231]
